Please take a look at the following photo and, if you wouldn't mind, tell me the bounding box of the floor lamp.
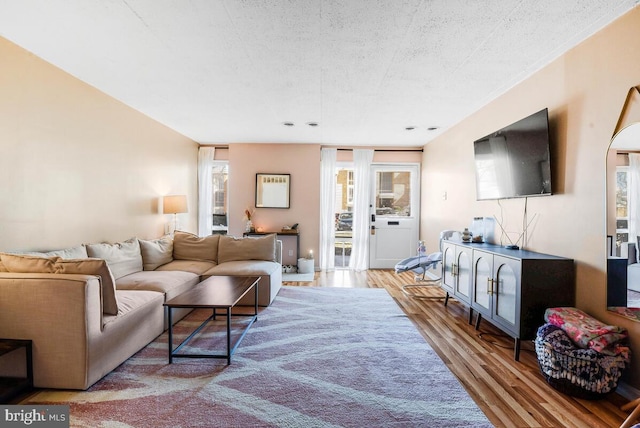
[163,195,188,234]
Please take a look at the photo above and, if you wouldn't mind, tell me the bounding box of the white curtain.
[629,154,640,253]
[197,147,215,237]
[349,149,374,271]
[319,148,337,271]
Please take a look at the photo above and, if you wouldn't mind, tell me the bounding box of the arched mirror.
[607,85,640,320]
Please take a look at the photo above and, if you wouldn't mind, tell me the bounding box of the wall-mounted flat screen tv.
[473,108,552,201]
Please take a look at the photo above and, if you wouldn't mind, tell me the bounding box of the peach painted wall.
[0,37,198,251]
[224,145,422,268]
[422,7,640,387]
[227,144,321,266]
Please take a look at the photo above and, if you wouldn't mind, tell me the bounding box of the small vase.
[245,220,253,232]
[462,228,472,242]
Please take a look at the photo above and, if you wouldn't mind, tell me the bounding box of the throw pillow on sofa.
[218,234,276,263]
[0,253,60,273]
[173,231,219,262]
[29,245,89,260]
[139,236,174,270]
[0,245,88,273]
[86,238,143,280]
[55,258,119,315]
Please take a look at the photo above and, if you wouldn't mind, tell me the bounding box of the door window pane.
[374,171,411,216]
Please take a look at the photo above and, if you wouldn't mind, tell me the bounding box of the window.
[335,166,354,268]
[212,162,228,233]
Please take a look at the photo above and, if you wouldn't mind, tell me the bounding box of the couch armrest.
[0,273,103,388]
[275,239,283,265]
[628,241,637,265]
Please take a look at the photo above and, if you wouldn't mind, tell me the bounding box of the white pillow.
[86,238,143,280]
[139,236,174,270]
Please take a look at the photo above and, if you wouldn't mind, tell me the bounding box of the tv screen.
[473,108,552,201]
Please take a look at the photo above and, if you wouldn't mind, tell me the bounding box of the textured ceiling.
[0,0,638,146]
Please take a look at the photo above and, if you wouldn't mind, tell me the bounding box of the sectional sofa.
[0,231,282,390]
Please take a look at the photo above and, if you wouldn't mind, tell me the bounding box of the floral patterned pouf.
[535,307,630,399]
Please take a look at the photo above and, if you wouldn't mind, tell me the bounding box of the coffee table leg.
[168,308,173,364]
[226,309,231,365]
[254,281,259,320]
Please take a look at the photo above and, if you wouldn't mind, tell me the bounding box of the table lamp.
[163,195,188,233]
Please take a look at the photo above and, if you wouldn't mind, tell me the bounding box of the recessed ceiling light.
[306,122,319,127]
[405,126,416,131]
[283,122,295,127]
[427,126,439,131]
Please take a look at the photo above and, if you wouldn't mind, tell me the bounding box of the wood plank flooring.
[284,269,632,428]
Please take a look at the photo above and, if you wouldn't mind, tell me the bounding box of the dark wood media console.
[441,241,575,361]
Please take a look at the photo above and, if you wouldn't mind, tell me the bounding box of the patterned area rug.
[26,286,492,427]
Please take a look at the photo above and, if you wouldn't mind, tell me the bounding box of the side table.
[0,339,33,403]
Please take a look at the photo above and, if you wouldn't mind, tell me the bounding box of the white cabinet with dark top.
[442,241,474,322]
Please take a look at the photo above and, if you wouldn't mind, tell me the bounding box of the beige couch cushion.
[218,234,276,263]
[116,270,200,301]
[86,238,143,280]
[206,260,281,276]
[55,258,119,315]
[0,254,60,273]
[154,259,216,275]
[173,231,219,262]
[108,289,164,319]
[139,236,174,270]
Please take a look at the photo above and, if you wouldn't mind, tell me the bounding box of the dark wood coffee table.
[0,339,33,403]
[164,275,260,364]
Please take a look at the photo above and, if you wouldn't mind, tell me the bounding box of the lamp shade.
[163,195,188,214]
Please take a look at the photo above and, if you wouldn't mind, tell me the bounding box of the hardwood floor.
[284,269,632,428]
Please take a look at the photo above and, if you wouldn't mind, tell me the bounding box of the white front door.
[369,164,420,269]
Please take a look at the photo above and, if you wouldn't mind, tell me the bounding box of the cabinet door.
[472,251,492,315]
[493,256,520,332]
[454,247,472,303]
[441,242,456,294]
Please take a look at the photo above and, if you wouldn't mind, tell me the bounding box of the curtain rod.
[198,145,423,152]
[199,144,229,149]
[334,148,423,153]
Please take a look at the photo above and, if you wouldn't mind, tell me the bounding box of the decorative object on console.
[163,195,188,233]
[462,228,472,242]
[493,200,538,250]
[243,208,255,232]
[470,216,495,243]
